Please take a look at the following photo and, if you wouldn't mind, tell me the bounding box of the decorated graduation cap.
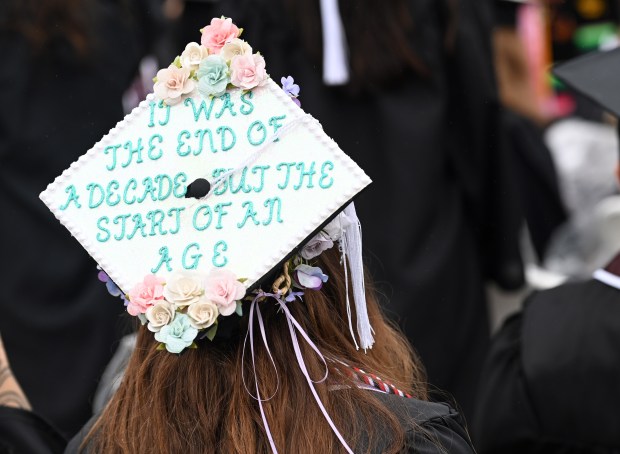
[553,47,620,118]
[40,17,373,354]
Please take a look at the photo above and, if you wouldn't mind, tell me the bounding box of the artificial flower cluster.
[126,269,247,353]
[153,17,269,105]
[99,212,351,352]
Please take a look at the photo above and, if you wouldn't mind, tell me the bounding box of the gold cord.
[272,260,292,295]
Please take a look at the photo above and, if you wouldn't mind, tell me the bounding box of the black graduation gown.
[216,0,522,418]
[0,0,156,437]
[0,407,66,454]
[473,253,620,453]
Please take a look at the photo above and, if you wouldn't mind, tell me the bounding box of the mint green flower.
[154,313,198,353]
[197,55,230,97]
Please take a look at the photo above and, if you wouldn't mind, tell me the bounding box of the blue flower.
[154,313,198,353]
[292,264,328,290]
[197,55,230,97]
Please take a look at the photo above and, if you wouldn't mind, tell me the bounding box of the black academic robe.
[0,0,158,437]
[215,0,523,418]
[0,407,66,454]
[473,253,620,453]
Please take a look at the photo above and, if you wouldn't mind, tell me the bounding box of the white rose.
[145,301,175,332]
[300,231,334,260]
[163,271,205,309]
[187,299,219,330]
[323,212,354,241]
[153,64,195,106]
[220,38,252,63]
[180,42,209,71]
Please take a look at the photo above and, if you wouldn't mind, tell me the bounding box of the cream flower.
[145,301,175,332]
[163,271,205,309]
[187,299,219,330]
[153,65,195,105]
[180,42,208,71]
[220,38,252,63]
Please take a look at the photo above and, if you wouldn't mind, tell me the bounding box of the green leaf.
[235,301,243,317]
[152,76,158,83]
[156,343,166,351]
[188,342,198,349]
[173,56,182,68]
[238,277,248,283]
[238,28,244,38]
[205,324,218,341]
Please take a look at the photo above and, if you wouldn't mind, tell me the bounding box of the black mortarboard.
[553,48,620,118]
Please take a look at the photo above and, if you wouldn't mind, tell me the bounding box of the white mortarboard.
[40,57,370,297]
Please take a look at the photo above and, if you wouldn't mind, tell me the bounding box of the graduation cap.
[553,47,620,118]
[40,18,373,352]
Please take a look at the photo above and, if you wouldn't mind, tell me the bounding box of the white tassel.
[340,229,359,350]
[342,203,374,350]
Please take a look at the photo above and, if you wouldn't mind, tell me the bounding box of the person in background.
[473,48,620,453]
[493,0,567,262]
[214,0,524,419]
[0,0,160,437]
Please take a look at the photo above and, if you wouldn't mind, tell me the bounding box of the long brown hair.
[84,248,428,453]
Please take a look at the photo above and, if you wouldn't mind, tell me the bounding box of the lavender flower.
[98,270,123,297]
[281,75,301,106]
[285,290,304,302]
[292,264,328,290]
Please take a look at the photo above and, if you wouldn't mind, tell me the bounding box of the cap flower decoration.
[153,16,267,107]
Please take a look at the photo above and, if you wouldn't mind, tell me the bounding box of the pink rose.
[127,275,165,316]
[230,53,268,90]
[201,17,240,54]
[204,269,246,316]
[153,65,195,105]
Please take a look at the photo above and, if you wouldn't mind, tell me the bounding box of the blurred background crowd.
[1,0,620,452]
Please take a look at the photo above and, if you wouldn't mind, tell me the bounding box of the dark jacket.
[473,255,620,453]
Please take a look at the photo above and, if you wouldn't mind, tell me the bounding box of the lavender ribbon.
[243,291,354,454]
[242,294,280,453]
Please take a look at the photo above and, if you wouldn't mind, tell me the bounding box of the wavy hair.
[84,247,428,453]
